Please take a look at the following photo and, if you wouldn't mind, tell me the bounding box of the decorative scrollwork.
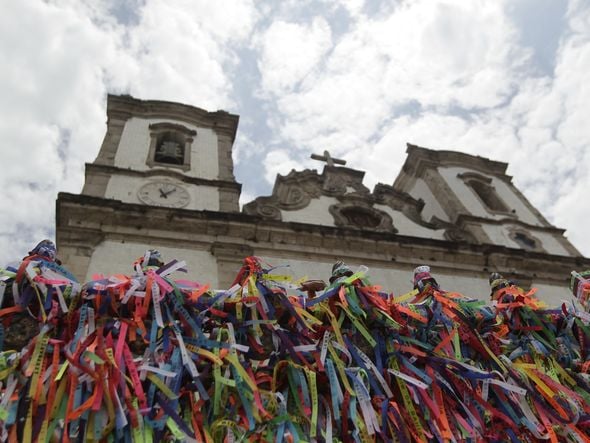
[444,228,475,243]
[329,203,396,233]
[257,204,281,220]
[243,199,282,221]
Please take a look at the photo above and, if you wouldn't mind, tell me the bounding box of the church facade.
[56,95,589,304]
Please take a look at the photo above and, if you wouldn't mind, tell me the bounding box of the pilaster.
[422,167,469,222]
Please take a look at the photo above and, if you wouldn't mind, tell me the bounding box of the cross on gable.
[310,150,347,167]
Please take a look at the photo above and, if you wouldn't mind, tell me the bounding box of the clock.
[137,181,190,208]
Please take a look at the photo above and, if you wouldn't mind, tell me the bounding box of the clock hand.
[163,188,177,197]
[159,188,168,199]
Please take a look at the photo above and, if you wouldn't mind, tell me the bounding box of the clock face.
[137,181,190,208]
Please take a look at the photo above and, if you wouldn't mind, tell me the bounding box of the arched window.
[147,123,196,171]
[340,207,381,228]
[510,230,540,251]
[458,172,511,214]
[468,180,509,212]
[329,202,397,233]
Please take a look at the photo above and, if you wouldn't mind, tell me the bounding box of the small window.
[512,232,537,251]
[508,229,544,252]
[147,123,196,171]
[458,172,511,214]
[329,203,397,233]
[341,207,381,228]
[468,180,509,212]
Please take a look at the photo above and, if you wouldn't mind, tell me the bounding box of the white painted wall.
[260,256,413,298]
[439,166,541,226]
[278,198,446,240]
[533,231,570,256]
[406,178,449,222]
[481,224,514,248]
[260,255,572,306]
[85,247,574,306]
[429,273,492,300]
[87,240,219,286]
[490,178,541,226]
[261,256,486,301]
[531,283,573,306]
[439,166,495,219]
[375,205,446,239]
[481,224,570,256]
[260,256,335,283]
[281,196,339,226]
[104,175,219,211]
[114,117,219,179]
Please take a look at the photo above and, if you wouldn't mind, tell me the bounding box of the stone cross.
[310,150,346,167]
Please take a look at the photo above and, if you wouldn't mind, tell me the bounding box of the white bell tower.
[57,95,241,281]
[82,94,240,212]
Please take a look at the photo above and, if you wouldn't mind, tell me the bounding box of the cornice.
[57,193,588,270]
[148,122,197,137]
[84,163,242,191]
[106,94,239,141]
[455,214,567,234]
[402,143,510,179]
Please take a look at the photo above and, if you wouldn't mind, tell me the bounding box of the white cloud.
[320,0,365,16]
[233,132,265,166]
[263,150,302,184]
[111,0,258,108]
[256,0,530,158]
[530,8,590,254]
[256,17,332,95]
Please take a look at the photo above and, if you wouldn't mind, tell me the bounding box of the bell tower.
[82,94,240,212]
[56,95,241,281]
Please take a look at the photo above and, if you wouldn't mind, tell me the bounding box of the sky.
[1,0,590,265]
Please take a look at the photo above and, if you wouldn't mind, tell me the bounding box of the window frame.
[146,122,196,171]
[508,228,544,253]
[457,172,513,216]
